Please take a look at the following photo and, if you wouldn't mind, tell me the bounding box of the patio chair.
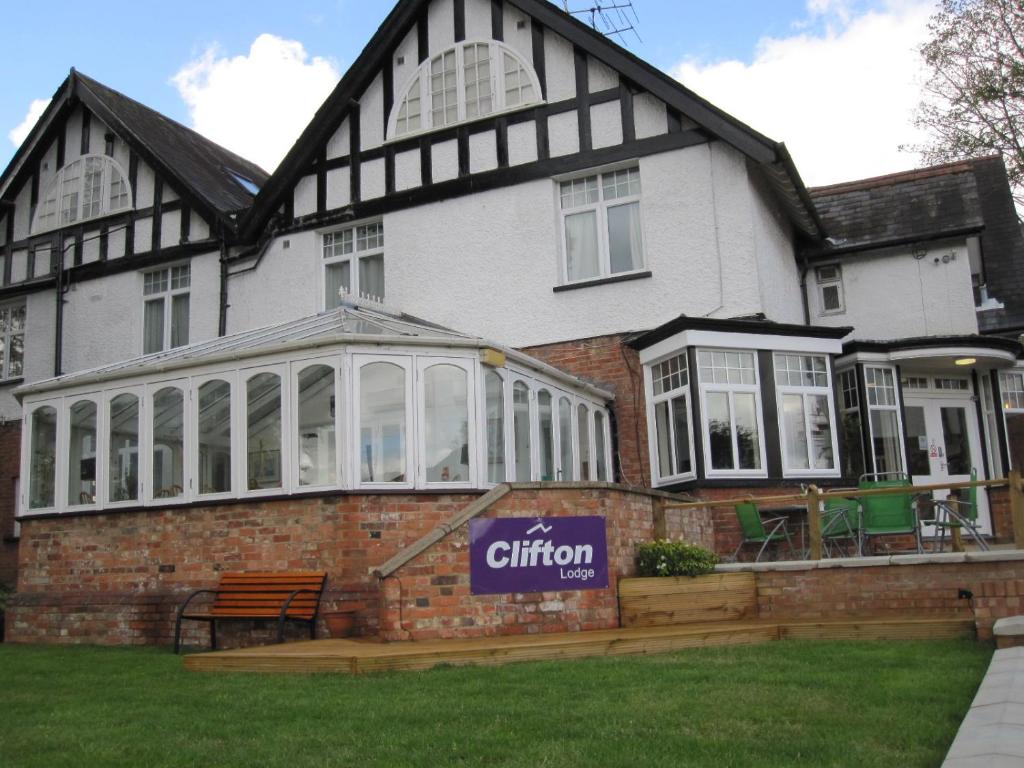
[857,473,923,554]
[921,469,990,552]
[732,501,796,562]
[821,496,861,558]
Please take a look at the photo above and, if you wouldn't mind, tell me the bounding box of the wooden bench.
[174,571,327,654]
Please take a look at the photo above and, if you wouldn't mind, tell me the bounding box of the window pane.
[538,390,555,481]
[68,401,97,505]
[144,298,165,355]
[513,382,531,481]
[198,380,232,494]
[29,406,57,510]
[152,387,184,499]
[298,366,336,487]
[655,400,673,479]
[783,394,809,470]
[171,294,189,349]
[808,394,835,470]
[652,355,687,396]
[607,202,642,274]
[565,210,600,281]
[941,407,972,476]
[247,373,282,491]
[595,411,608,481]
[359,254,385,301]
[559,397,573,481]
[734,393,762,470]
[325,261,351,309]
[8,333,24,379]
[485,372,505,483]
[870,409,903,475]
[108,394,139,503]
[578,404,591,481]
[822,285,841,311]
[424,365,470,483]
[707,392,733,470]
[670,397,691,476]
[842,410,866,479]
[1007,412,1024,473]
[904,406,929,476]
[360,363,407,483]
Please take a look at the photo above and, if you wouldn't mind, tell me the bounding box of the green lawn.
[0,639,990,768]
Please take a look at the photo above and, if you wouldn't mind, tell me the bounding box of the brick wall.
[974,577,1024,641]
[523,335,651,486]
[379,487,714,642]
[6,485,711,647]
[0,420,21,588]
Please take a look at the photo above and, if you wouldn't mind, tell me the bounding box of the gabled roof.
[0,70,269,234]
[240,0,823,240]
[807,159,985,257]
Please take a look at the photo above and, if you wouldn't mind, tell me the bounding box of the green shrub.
[635,540,719,577]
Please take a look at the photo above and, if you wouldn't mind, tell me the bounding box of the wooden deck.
[184,616,975,674]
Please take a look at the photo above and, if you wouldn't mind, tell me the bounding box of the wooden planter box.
[619,572,757,628]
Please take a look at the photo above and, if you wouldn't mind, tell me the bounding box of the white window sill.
[554,270,652,293]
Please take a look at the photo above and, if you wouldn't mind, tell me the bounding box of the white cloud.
[172,34,341,172]
[9,98,50,148]
[672,1,936,187]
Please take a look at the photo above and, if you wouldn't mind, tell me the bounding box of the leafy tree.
[912,0,1024,204]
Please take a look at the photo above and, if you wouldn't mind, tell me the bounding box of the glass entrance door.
[903,396,990,535]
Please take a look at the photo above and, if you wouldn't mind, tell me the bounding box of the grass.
[0,639,991,768]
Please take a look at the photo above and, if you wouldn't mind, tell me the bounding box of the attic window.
[815,264,845,315]
[388,40,542,140]
[32,154,132,234]
[229,172,261,196]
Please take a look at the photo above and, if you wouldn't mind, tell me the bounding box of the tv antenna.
[561,1,642,46]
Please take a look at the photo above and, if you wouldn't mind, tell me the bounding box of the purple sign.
[470,516,609,595]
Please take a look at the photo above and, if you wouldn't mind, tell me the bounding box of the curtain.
[171,294,190,349]
[143,298,164,355]
[607,202,642,274]
[325,262,350,308]
[565,211,599,281]
[359,255,385,301]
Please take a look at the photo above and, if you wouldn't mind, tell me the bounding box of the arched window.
[68,400,98,506]
[29,406,58,510]
[537,390,555,481]
[32,154,132,233]
[512,381,532,481]
[360,362,407,483]
[297,365,337,487]
[484,371,505,483]
[152,387,185,499]
[198,380,232,495]
[108,393,139,503]
[247,373,283,491]
[578,404,591,481]
[558,396,573,481]
[423,364,470,483]
[389,41,543,139]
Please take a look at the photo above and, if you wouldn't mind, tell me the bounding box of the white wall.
[809,242,978,339]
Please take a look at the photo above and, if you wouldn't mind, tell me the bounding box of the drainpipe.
[54,240,69,377]
[218,239,229,338]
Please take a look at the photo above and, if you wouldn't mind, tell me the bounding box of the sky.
[0,0,939,187]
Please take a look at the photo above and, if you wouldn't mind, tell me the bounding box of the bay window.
[197,379,233,495]
[0,303,25,381]
[560,167,644,284]
[296,365,337,488]
[538,390,555,481]
[578,404,591,481]
[143,265,190,355]
[1001,371,1024,472]
[107,393,139,504]
[68,400,98,506]
[697,350,765,476]
[512,381,532,481]
[323,222,385,307]
[865,366,904,475]
[421,362,472,485]
[359,360,409,485]
[246,372,284,491]
[649,354,694,484]
[28,405,58,510]
[774,354,838,476]
[151,386,185,500]
[484,371,505,483]
[558,396,574,481]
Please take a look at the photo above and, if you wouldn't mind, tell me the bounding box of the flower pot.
[323,611,356,638]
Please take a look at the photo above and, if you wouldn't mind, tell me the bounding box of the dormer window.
[32,154,132,234]
[388,41,542,140]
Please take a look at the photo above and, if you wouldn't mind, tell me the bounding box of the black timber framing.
[384,53,396,194]
[758,350,783,477]
[420,136,433,186]
[3,213,12,286]
[126,151,138,258]
[350,103,361,204]
[532,18,547,100]
[282,129,709,235]
[574,47,592,152]
[26,243,36,277]
[99,224,108,261]
[417,8,429,63]
[492,0,504,40]
[454,0,466,42]
[30,171,39,224]
[687,347,706,480]
[457,127,470,177]
[620,81,636,144]
[180,204,191,243]
[80,108,91,156]
[56,128,66,170]
[317,148,327,213]
[495,116,509,168]
[151,177,163,253]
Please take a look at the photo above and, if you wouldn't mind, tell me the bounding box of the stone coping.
[715,549,1024,574]
[993,616,1024,637]
[943,647,1024,766]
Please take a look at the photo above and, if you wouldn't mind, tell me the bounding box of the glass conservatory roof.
[17,302,613,402]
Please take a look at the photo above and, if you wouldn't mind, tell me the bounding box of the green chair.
[821,497,861,557]
[857,473,923,554]
[732,501,796,562]
[923,469,990,552]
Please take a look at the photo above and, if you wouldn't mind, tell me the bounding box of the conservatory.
[16,304,613,516]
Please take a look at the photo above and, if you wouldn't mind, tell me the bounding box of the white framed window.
[557,394,575,481]
[864,365,905,476]
[354,355,414,489]
[322,222,385,308]
[697,349,766,477]
[105,388,142,506]
[417,357,476,487]
[774,354,839,477]
[389,41,542,139]
[67,398,100,507]
[194,374,235,498]
[1001,371,1024,472]
[0,303,26,382]
[837,368,866,479]
[146,381,188,504]
[559,166,644,284]
[293,360,342,491]
[26,402,60,512]
[510,378,534,481]
[143,264,190,355]
[815,264,844,315]
[32,154,133,234]
[980,374,1004,478]
[594,409,611,482]
[243,366,289,496]
[482,369,507,484]
[647,354,695,485]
